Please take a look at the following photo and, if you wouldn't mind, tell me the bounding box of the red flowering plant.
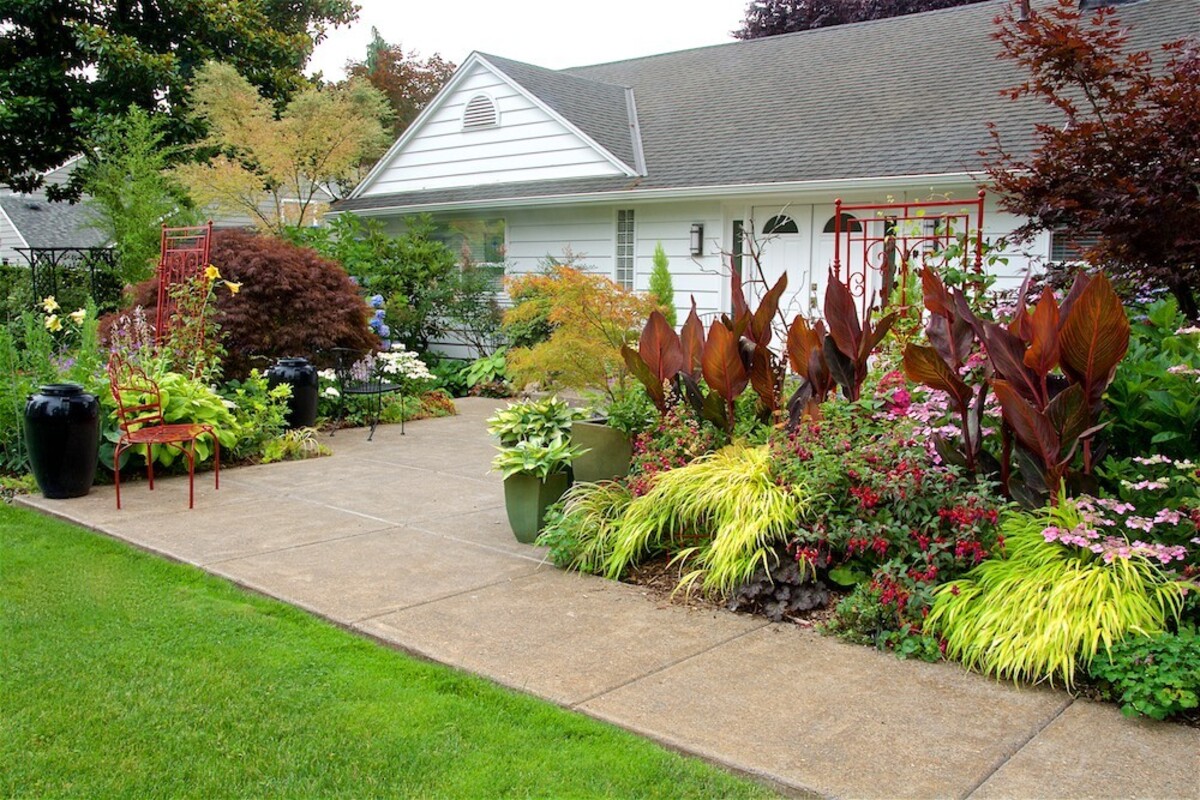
[771,388,1008,655]
[626,400,720,497]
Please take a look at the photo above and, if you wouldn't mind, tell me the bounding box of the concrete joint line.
[961,696,1075,800]
[198,524,404,567]
[406,524,545,564]
[570,622,771,708]
[352,455,496,486]
[348,570,545,624]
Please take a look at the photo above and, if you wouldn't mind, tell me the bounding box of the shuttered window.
[462,95,498,130]
[616,210,635,290]
[1050,230,1102,263]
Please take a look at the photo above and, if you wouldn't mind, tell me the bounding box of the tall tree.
[344,29,456,138]
[734,0,989,38]
[0,0,357,197]
[984,0,1200,320]
[80,106,195,283]
[173,62,391,234]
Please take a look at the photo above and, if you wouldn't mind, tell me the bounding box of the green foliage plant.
[219,371,292,459]
[603,443,810,597]
[464,349,509,391]
[491,439,585,480]
[261,427,330,464]
[603,384,658,438]
[81,106,195,284]
[649,243,676,326]
[926,499,1193,686]
[1104,299,1200,461]
[486,396,584,449]
[1089,627,1200,720]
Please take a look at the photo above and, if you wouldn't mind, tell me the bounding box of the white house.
[333,0,1194,349]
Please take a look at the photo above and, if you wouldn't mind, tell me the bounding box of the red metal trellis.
[832,191,986,317]
[154,222,213,345]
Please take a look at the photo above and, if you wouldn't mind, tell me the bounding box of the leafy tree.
[0,0,356,197]
[734,0,988,38]
[290,214,463,353]
[984,0,1200,320]
[173,62,392,233]
[344,29,456,138]
[79,107,196,284]
[649,243,676,327]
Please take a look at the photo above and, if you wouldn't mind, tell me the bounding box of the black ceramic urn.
[24,383,100,498]
[266,357,319,429]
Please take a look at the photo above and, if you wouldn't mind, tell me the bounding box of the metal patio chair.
[108,353,220,509]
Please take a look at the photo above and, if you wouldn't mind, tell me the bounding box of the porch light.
[690,223,704,256]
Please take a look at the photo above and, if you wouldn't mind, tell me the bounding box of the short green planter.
[503,471,571,543]
[569,418,632,483]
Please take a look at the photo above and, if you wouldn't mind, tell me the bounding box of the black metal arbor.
[14,247,122,312]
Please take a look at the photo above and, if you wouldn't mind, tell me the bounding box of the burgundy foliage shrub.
[114,229,379,378]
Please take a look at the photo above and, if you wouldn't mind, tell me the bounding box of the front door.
[750,208,815,319]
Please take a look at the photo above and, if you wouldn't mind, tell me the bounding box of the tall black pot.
[24,383,100,499]
[266,357,319,429]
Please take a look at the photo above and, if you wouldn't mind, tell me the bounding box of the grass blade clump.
[925,501,1190,687]
[603,444,809,596]
[536,480,634,573]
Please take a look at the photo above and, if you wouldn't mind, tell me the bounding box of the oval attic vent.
[462,95,498,129]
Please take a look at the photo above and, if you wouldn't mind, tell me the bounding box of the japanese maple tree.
[985,0,1200,320]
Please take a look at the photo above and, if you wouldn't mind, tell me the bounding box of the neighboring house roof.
[0,195,110,250]
[337,0,1197,214]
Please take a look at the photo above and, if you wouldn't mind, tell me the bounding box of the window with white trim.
[462,95,498,130]
[616,210,635,289]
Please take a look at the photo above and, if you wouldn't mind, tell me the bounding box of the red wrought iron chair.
[107,353,220,509]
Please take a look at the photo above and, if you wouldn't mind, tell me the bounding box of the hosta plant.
[491,438,586,480]
[925,499,1193,686]
[486,396,584,448]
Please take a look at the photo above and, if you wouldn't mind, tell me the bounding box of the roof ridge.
[561,0,1003,73]
[477,52,630,90]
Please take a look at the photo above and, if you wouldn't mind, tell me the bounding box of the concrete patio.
[18,397,1199,799]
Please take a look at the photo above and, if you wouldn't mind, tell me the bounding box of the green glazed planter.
[503,471,571,543]
[569,418,632,483]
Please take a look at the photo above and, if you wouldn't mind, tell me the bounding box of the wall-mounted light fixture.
[689,223,704,256]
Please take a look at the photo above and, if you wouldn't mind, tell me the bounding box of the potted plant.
[570,385,656,483]
[488,397,587,542]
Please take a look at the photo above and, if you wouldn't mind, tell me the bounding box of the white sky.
[307,0,748,81]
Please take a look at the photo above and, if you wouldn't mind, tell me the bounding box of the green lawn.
[0,503,773,799]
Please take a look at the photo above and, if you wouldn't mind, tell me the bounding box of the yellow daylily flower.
[69,308,87,325]
[44,314,62,332]
[41,296,59,313]
[224,281,242,295]
[204,264,221,281]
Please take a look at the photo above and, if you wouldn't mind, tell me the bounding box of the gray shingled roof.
[479,54,641,172]
[0,195,110,249]
[338,0,1198,213]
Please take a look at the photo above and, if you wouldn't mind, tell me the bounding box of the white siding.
[0,207,29,265]
[360,62,625,196]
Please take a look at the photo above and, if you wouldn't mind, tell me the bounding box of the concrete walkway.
[19,398,1199,799]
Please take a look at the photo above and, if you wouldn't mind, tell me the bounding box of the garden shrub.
[649,243,675,327]
[504,265,655,398]
[774,398,1006,637]
[925,500,1193,686]
[1104,299,1200,462]
[119,229,378,379]
[1089,627,1200,720]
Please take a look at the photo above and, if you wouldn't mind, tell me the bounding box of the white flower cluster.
[375,343,434,383]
